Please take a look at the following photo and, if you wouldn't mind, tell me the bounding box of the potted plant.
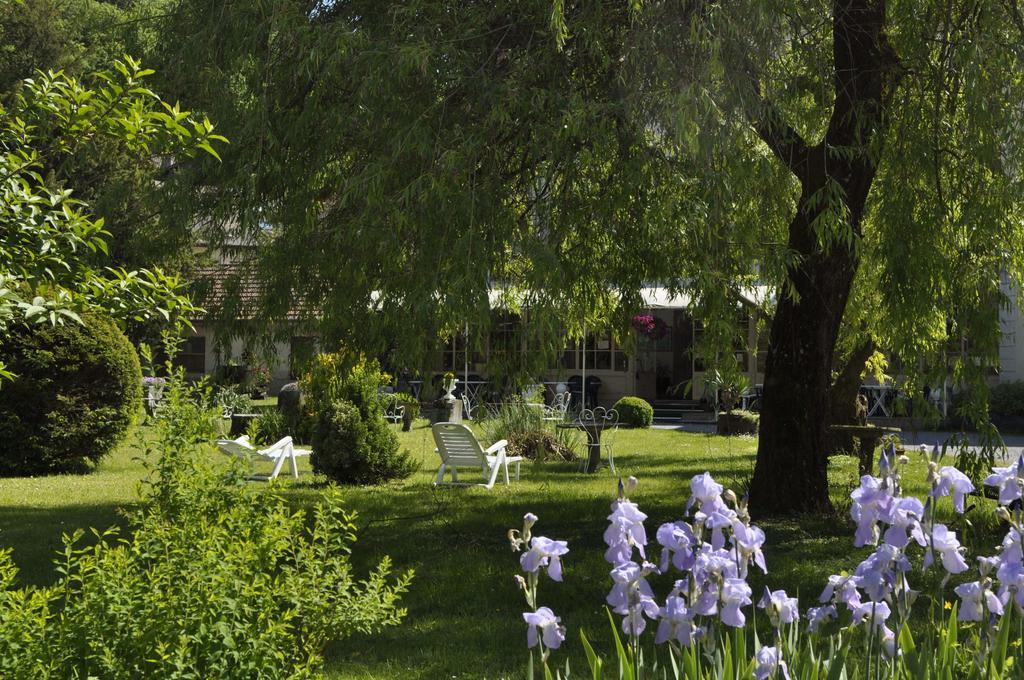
[244,364,271,400]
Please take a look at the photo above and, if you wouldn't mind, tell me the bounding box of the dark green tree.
[153,0,1024,514]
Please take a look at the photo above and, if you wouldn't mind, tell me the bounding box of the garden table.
[558,420,615,473]
[830,424,901,476]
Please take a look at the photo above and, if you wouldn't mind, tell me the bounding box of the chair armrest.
[485,439,509,455]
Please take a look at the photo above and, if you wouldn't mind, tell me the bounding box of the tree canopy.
[0,56,225,380]
[147,0,1024,513]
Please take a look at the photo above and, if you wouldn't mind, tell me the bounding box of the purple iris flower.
[606,561,660,636]
[656,521,697,572]
[922,524,968,574]
[882,496,925,549]
[604,500,648,565]
[720,577,752,627]
[753,646,790,680]
[655,594,697,646]
[701,507,737,550]
[806,604,837,632]
[985,456,1024,505]
[820,573,862,610]
[851,475,893,547]
[687,472,724,513]
[522,607,565,649]
[954,581,1004,622]
[730,520,768,576]
[851,600,894,640]
[758,587,799,626]
[930,466,974,513]
[520,536,569,581]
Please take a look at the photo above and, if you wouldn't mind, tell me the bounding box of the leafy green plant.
[0,314,141,475]
[0,387,412,678]
[613,397,654,428]
[483,400,577,461]
[307,354,416,484]
[392,391,421,431]
[215,385,253,416]
[253,408,287,446]
[0,57,223,385]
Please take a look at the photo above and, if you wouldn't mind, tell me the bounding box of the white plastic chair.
[216,435,309,481]
[431,422,522,489]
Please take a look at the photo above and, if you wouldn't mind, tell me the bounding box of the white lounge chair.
[216,435,309,481]
[431,422,522,489]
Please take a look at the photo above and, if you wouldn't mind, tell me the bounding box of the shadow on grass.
[0,502,134,587]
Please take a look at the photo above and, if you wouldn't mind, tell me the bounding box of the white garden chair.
[216,435,309,481]
[381,393,405,425]
[542,392,572,423]
[580,407,620,474]
[431,422,522,489]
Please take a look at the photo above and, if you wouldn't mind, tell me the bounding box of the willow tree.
[153,0,1024,514]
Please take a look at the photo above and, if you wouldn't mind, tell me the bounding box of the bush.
[482,400,580,461]
[716,409,759,436]
[0,315,141,475]
[253,408,287,445]
[507,430,577,462]
[0,399,412,678]
[392,391,421,431]
[307,355,416,484]
[989,381,1024,418]
[613,396,654,428]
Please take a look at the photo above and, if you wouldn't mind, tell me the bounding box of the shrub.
[507,430,576,462]
[307,355,416,484]
[253,408,287,445]
[0,314,141,475]
[716,408,759,435]
[989,380,1024,418]
[482,400,579,462]
[0,399,412,678]
[392,391,421,431]
[612,396,654,428]
[312,399,416,484]
[214,384,252,416]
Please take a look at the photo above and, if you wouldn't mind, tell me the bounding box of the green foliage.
[989,381,1024,418]
[0,56,226,383]
[253,408,287,446]
[0,395,411,678]
[392,391,421,419]
[612,397,653,428]
[307,354,416,484]
[0,314,141,475]
[312,399,416,485]
[214,385,252,416]
[483,400,579,461]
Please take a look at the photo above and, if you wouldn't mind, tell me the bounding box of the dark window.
[177,336,206,374]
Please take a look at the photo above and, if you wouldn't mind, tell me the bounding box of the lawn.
[0,421,999,678]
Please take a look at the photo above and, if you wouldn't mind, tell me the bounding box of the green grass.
[0,422,1002,678]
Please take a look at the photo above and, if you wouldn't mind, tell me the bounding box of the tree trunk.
[827,338,877,454]
[748,193,859,515]
[747,0,897,516]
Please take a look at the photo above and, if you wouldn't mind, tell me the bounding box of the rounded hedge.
[0,316,142,475]
[311,399,415,484]
[613,396,654,428]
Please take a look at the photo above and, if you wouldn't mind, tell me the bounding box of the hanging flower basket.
[631,314,668,341]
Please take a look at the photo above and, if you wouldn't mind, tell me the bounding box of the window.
[177,336,206,374]
[560,333,627,372]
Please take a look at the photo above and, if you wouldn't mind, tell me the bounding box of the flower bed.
[508,445,1024,678]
